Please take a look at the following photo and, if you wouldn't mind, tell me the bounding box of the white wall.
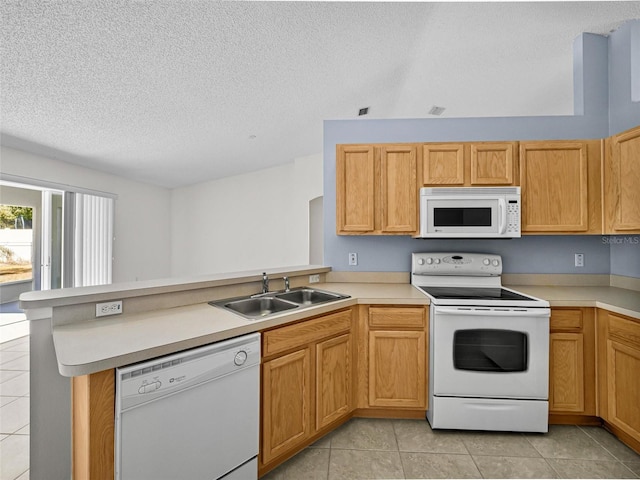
[0,147,172,282]
[171,153,323,276]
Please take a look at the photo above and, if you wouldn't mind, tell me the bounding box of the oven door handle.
[434,307,550,317]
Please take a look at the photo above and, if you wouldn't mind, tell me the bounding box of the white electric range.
[412,252,551,433]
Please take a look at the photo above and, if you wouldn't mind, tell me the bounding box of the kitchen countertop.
[505,285,640,319]
[51,282,639,377]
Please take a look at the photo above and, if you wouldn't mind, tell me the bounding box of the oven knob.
[483,258,490,265]
[434,258,441,264]
[234,350,248,366]
[426,258,433,265]
[492,259,500,267]
[417,258,425,265]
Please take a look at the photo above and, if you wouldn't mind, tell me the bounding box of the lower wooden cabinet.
[316,333,352,429]
[362,306,428,410]
[260,308,354,472]
[598,310,640,450]
[369,330,426,408]
[548,308,596,418]
[261,348,312,464]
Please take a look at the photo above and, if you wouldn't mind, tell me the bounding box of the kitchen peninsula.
[20,266,640,479]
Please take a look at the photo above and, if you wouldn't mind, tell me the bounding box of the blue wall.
[609,20,640,135]
[323,22,640,278]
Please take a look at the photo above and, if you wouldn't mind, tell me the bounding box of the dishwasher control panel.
[117,333,261,409]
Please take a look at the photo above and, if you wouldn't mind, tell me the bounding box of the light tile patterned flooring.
[1,335,639,480]
[0,336,29,480]
[262,417,640,479]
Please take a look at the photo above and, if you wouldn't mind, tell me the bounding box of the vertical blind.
[71,193,114,287]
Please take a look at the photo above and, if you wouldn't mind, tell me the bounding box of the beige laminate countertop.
[504,285,640,320]
[51,282,639,377]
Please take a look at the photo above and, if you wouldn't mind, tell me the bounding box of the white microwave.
[419,187,521,238]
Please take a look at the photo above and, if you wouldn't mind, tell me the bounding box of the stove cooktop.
[417,286,536,302]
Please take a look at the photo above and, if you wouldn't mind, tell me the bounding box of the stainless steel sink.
[210,287,350,320]
[274,287,344,306]
[218,296,298,319]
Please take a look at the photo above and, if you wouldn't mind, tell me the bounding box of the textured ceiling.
[2,1,640,188]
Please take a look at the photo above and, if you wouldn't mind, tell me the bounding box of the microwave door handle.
[498,198,507,234]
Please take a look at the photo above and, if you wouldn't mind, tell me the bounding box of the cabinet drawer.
[369,307,426,329]
[550,309,583,332]
[263,309,352,357]
[608,314,640,349]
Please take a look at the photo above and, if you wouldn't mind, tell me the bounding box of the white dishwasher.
[115,332,260,480]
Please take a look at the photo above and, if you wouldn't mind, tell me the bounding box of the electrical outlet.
[96,300,123,317]
[349,252,358,266]
[309,274,320,283]
[575,253,584,267]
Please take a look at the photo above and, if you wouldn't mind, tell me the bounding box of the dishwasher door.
[115,333,260,480]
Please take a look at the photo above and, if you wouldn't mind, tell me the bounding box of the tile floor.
[262,417,640,479]
[0,336,30,480]
[1,335,639,480]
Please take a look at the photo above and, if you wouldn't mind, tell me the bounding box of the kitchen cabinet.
[422,142,517,186]
[262,348,312,464]
[597,310,640,452]
[260,308,354,473]
[548,308,596,421]
[360,306,428,410]
[519,140,602,233]
[71,369,115,480]
[336,144,418,235]
[603,125,640,233]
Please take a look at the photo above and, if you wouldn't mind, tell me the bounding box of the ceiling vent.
[358,107,369,116]
[428,106,446,116]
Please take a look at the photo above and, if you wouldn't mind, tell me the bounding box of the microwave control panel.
[506,200,520,235]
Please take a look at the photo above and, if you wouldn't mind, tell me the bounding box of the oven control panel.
[412,252,502,276]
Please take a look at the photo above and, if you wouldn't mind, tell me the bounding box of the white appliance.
[419,187,521,238]
[412,252,550,433]
[115,333,261,480]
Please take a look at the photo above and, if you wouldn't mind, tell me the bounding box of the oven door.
[431,306,550,399]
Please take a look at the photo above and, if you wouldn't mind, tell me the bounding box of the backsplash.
[609,236,640,278]
[324,235,611,275]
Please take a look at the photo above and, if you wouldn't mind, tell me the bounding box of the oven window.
[453,329,528,372]
[433,208,491,227]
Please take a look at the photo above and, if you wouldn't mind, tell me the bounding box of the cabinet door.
[606,339,640,440]
[262,348,311,463]
[470,142,516,185]
[368,330,426,408]
[380,145,417,233]
[549,332,585,413]
[605,126,640,233]
[520,142,589,232]
[316,334,352,430]
[605,314,640,440]
[336,145,375,233]
[422,144,465,185]
[549,308,596,417]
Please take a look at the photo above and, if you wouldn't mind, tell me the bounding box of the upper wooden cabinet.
[519,140,602,234]
[604,125,640,233]
[336,145,375,233]
[422,142,517,186]
[336,144,417,235]
[422,143,465,185]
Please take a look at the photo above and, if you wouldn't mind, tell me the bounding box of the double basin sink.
[209,287,350,320]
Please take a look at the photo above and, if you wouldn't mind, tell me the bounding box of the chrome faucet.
[283,276,290,292]
[262,272,269,294]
